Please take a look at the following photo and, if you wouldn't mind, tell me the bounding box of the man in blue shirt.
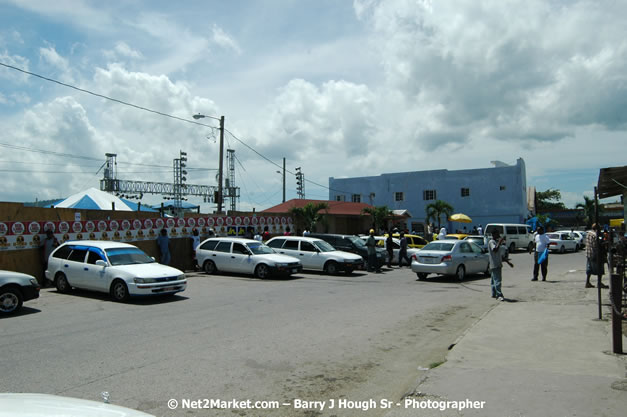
[157,228,171,265]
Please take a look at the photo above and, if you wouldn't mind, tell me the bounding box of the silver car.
[411,240,489,281]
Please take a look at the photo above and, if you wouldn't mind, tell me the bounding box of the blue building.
[329,158,529,234]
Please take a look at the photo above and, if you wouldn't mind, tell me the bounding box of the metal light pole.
[193,113,225,213]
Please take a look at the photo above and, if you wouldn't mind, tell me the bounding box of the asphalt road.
[0,249,586,416]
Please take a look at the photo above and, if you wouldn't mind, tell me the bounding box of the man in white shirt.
[530,226,550,281]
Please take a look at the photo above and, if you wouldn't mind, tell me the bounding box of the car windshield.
[422,242,455,251]
[314,240,336,252]
[247,242,275,255]
[347,236,366,247]
[105,247,155,265]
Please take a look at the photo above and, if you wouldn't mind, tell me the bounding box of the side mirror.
[95,260,107,267]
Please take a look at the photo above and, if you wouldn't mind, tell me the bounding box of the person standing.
[385,232,394,268]
[530,226,550,281]
[191,228,200,270]
[41,229,59,286]
[477,224,483,235]
[262,226,271,241]
[488,230,513,301]
[398,231,411,267]
[438,227,447,240]
[585,223,607,288]
[365,229,381,273]
[157,228,171,265]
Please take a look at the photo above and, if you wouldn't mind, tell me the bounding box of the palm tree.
[289,202,329,232]
[425,200,454,230]
[575,196,595,228]
[361,206,392,232]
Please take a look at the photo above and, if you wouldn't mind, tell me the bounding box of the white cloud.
[39,45,74,83]
[0,50,30,83]
[212,25,242,55]
[103,41,143,61]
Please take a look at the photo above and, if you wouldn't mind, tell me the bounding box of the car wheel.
[344,268,354,275]
[575,243,580,251]
[0,287,23,314]
[456,265,466,281]
[203,260,217,275]
[255,264,270,279]
[559,245,565,254]
[416,272,428,280]
[55,273,71,293]
[325,261,339,275]
[111,279,130,302]
[509,242,516,254]
[484,264,491,277]
[527,242,534,252]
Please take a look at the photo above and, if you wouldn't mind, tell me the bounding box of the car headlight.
[275,263,288,267]
[29,278,39,287]
[134,278,156,284]
[177,274,186,281]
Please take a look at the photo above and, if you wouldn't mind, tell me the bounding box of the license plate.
[292,268,299,273]
[421,257,438,264]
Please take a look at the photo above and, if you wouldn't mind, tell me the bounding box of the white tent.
[51,188,136,211]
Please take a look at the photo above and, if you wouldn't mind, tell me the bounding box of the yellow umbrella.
[449,213,472,223]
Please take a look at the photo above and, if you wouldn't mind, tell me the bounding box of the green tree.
[289,202,329,232]
[575,196,595,228]
[536,188,566,211]
[361,206,392,232]
[425,200,454,229]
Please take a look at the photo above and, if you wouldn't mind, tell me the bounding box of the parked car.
[266,236,363,274]
[546,232,578,253]
[196,237,302,279]
[46,241,187,301]
[444,234,469,240]
[556,230,585,250]
[308,233,386,269]
[390,233,428,248]
[358,236,421,264]
[0,270,40,315]
[463,235,487,250]
[0,393,155,416]
[484,223,534,253]
[410,240,489,281]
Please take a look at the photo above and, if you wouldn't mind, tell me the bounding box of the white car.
[46,241,187,301]
[546,232,578,253]
[196,237,302,279]
[0,393,155,416]
[411,240,490,281]
[266,236,363,274]
[358,236,420,264]
[556,230,585,250]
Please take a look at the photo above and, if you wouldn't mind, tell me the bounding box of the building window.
[499,186,506,191]
[461,188,470,197]
[351,194,361,203]
[423,190,436,200]
[395,192,404,201]
[335,195,345,201]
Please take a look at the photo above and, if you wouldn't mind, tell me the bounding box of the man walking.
[157,228,171,265]
[488,230,513,301]
[398,231,411,267]
[530,226,550,281]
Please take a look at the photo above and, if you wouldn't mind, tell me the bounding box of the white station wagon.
[46,241,187,301]
[196,237,302,279]
[266,236,363,274]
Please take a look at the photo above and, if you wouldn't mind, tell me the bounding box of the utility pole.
[217,115,225,213]
[282,157,286,203]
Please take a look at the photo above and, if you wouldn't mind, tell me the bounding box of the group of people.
[364,228,413,273]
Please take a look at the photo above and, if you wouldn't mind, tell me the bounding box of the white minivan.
[483,223,534,253]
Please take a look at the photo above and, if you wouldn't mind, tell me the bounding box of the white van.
[484,223,534,253]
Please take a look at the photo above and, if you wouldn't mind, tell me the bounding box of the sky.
[0,0,625,212]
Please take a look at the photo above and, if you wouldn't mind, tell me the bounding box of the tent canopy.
[50,188,157,212]
[152,200,200,210]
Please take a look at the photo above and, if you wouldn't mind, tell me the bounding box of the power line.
[1,61,354,198]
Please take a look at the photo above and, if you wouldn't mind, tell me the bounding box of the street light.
[193,113,225,213]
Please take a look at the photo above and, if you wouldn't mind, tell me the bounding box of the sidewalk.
[387,263,627,416]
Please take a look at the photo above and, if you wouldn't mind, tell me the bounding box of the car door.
[64,247,89,289]
[82,248,109,291]
[230,242,255,274]
[299,240,323,270]
[458,242,480,273]
[212,241,233,272]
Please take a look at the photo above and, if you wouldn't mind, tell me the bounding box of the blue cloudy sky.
[0,0,625,211]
